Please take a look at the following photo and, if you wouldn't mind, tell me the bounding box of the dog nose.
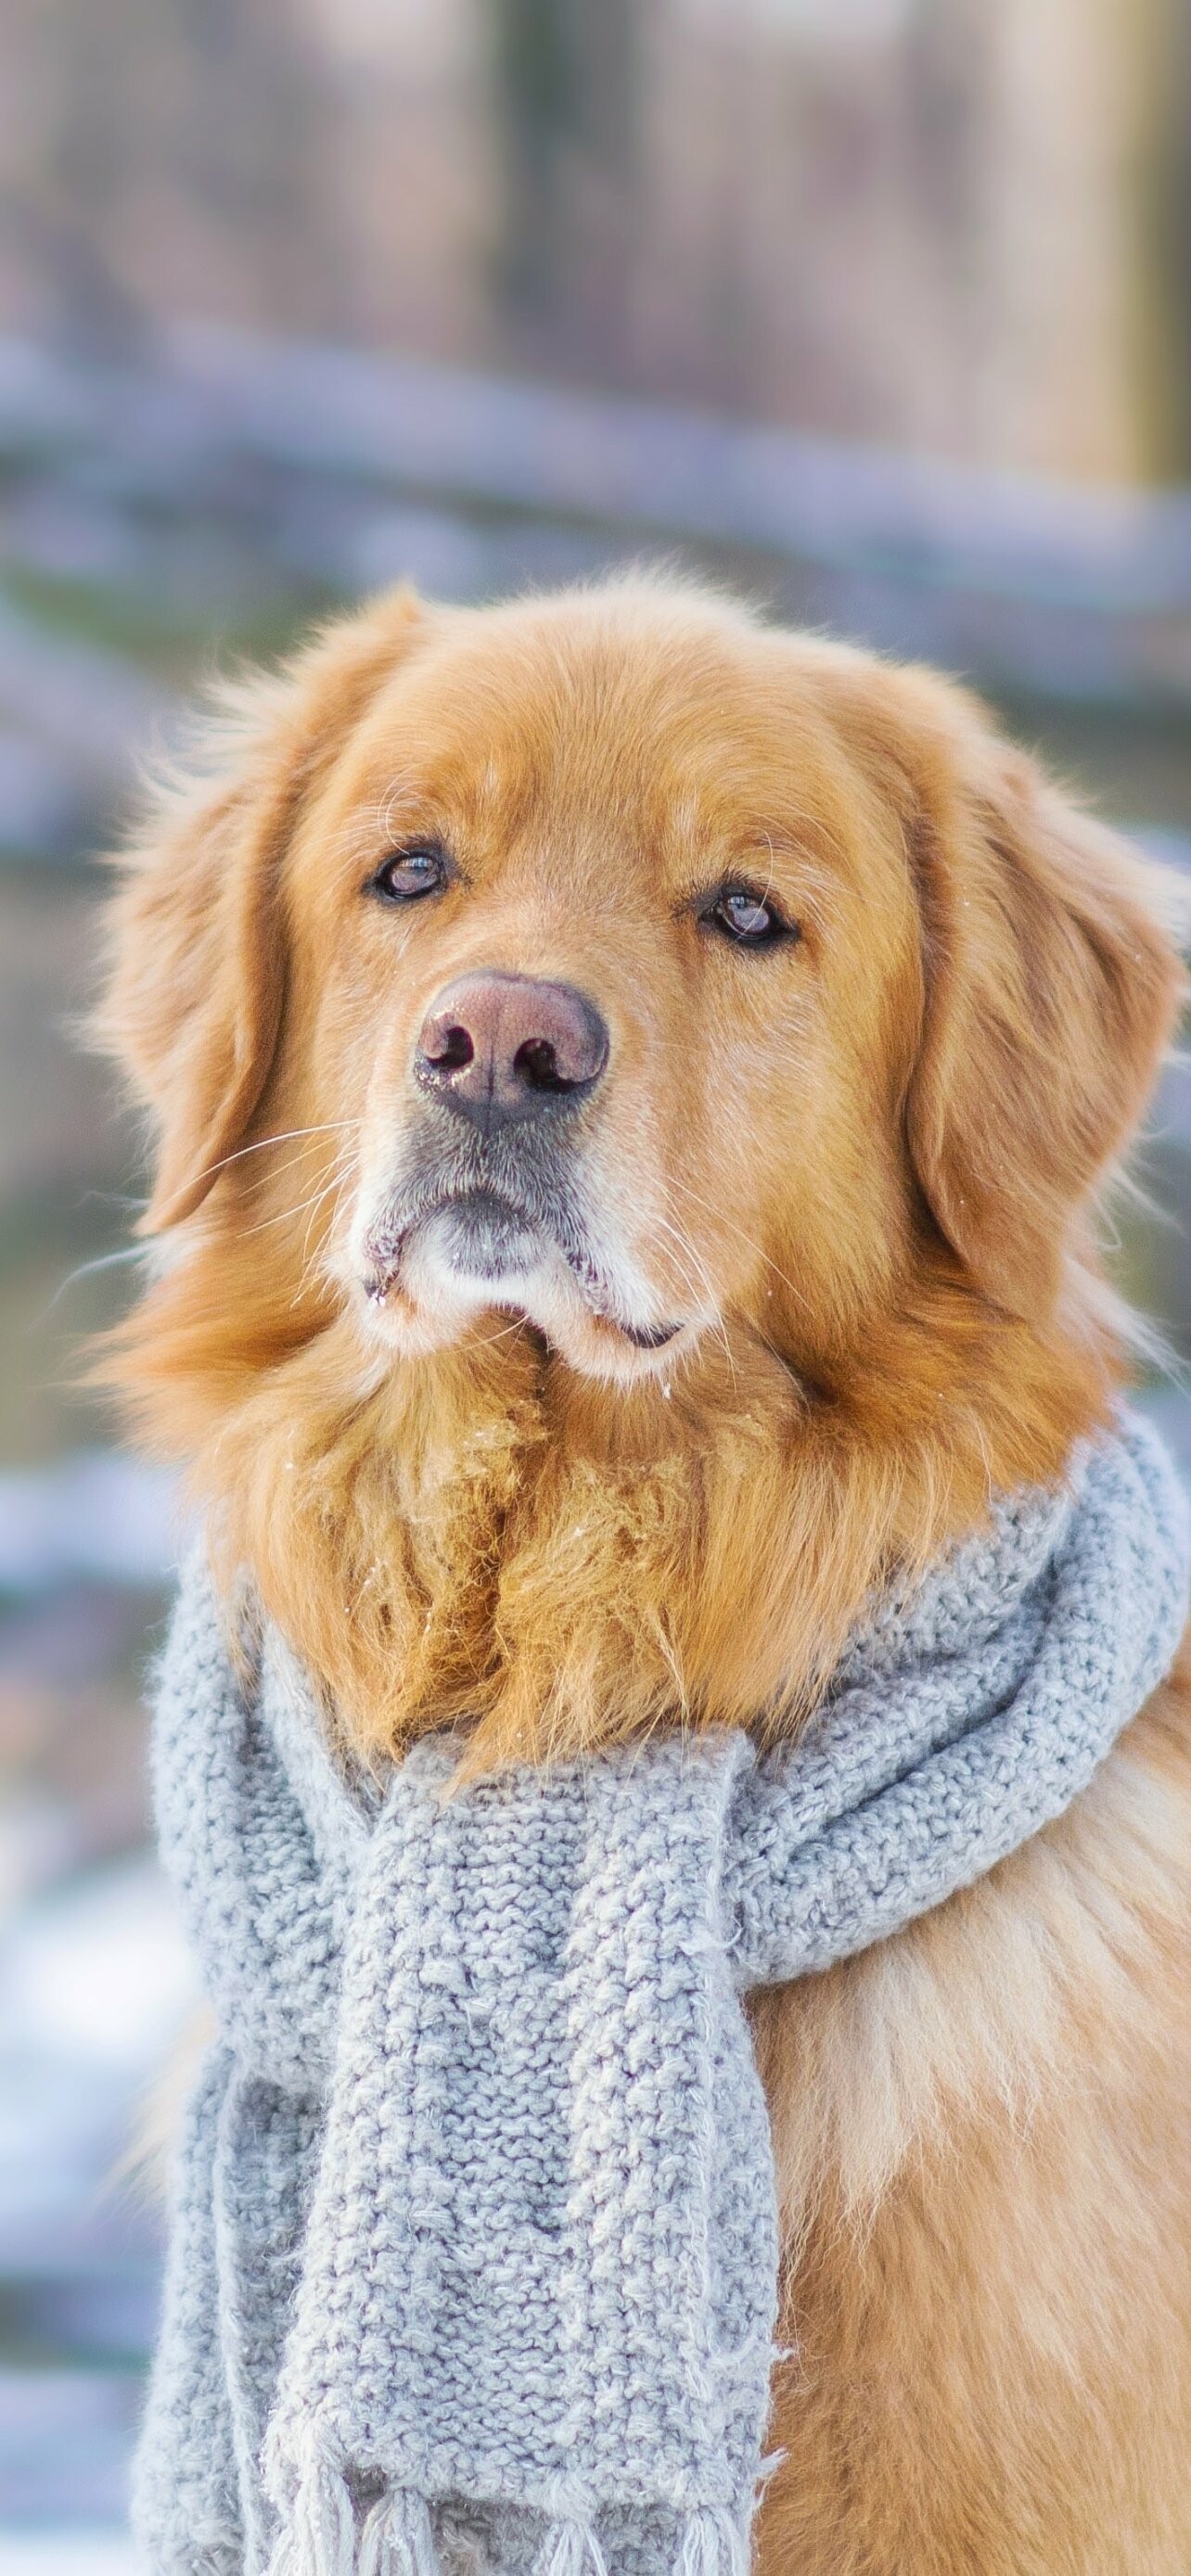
[415,972,609,1131]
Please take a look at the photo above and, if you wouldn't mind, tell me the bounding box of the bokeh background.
[2,2,1191,2563]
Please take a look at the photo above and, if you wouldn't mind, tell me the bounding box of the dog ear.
[902,707,1185,1320]
[98,589,427,1232]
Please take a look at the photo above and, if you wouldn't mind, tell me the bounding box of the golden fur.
[96,577,1191,2566]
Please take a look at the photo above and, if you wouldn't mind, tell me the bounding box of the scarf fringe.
[265,2463,446,2576]
[531,2503,749,2576]
[675,2507,751,2576]
[532,2517,608,2576]
[265,2463,753,2576]
[264,2442,357,2576]
[359,2487,442,2576]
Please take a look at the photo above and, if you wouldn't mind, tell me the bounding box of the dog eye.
[368,845,449,902]
[703,887,796,947]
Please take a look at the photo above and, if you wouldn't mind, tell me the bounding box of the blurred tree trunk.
[11,0,347,358]
[1151,0,1191,475]
[489,0,641,376]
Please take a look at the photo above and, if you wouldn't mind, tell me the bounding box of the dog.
[97,575,1191,2571]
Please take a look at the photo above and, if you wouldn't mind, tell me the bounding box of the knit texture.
[134,1409,1189,2576]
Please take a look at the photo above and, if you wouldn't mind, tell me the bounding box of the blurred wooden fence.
[3,322,1191,863]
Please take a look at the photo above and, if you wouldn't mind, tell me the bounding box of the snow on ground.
[0,1849,198,2529]
[0,1459,181,1596]
[0,2539,137,2573]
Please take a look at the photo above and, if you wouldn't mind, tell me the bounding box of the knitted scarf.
[134,1409,1189,2576]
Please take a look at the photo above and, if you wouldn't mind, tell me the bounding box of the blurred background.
[2,1,1191,2563]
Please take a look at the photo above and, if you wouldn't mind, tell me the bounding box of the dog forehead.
[331,597,866,879]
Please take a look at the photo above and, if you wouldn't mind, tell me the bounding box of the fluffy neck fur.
[104,1229,1120,1774]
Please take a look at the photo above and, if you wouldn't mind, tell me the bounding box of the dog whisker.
[47,1242,153,1313]
[289,1155,361,1305]
[645,1207,735,1384]
[237,1149,358,1253]
[668,1173,813,1319]
[190,1122,362,1191]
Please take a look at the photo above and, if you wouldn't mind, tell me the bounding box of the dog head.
[103,575,1183,1390]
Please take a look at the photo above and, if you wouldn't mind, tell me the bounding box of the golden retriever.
[97,576,1191,2571]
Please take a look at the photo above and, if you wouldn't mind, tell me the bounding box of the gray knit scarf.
[134,1409,1189,2576]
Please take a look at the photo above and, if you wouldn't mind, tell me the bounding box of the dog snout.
[414,972,608,1133]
